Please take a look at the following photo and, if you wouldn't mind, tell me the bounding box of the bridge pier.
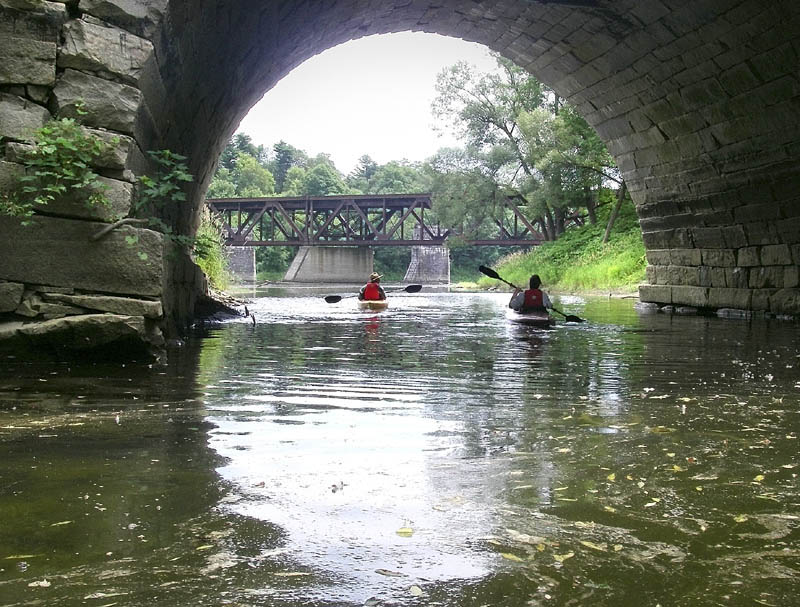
[226,246,256,284]
[404,245,450,284]
[284,246,373,283]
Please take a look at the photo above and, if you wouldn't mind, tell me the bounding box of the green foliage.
[366,161,429,194]
[280,165,307,196]
[193,212,231,290]
[0,105,113,224]
[208,152,276,199]
[206,167,237,198]
[450,245,522,282]
[300,162,349,195]
[256,245,296,278]
[426,147,503,236]
[432,55,545,150]
[477,196,645,292]
[347,155,379,192]
[373,247,411,281]
[218,133,268,172]
[232,153,275,197]
[271,140,308,193]
[135,149,194,247]
[345,157,428,195]
[430,53,620,241]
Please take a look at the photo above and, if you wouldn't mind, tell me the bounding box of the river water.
[1,290,798,606]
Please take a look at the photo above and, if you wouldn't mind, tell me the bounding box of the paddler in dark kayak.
[509,274,552,312]
[358,272,387,301]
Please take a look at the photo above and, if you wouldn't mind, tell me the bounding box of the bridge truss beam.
[456,196,545,246]
[207,194,448,247]
[207,194,546,247]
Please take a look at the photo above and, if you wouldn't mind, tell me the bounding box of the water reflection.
[1,292,798,606]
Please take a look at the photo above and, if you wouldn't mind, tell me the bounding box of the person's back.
[509,274,551,312]
[358,272,386,301]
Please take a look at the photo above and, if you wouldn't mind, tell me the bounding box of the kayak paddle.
[550,307,585,323]
[478,265,520,289]
[478,265,585,323]
[324,284,422,304]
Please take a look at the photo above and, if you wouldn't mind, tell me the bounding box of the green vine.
[0,111,215,271]
[0,103,112,224]
[131,149,195,250]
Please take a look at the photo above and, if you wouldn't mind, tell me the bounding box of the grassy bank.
[475,199,646,294]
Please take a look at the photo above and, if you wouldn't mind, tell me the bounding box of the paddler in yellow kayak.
[358,272,387,302]
[509,274,552,312]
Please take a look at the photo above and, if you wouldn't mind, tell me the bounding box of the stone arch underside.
[1,0,799,354]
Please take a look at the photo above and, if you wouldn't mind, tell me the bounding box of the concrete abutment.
[284,246,374,283]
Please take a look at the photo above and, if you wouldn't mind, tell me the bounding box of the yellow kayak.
[358,300,389,311]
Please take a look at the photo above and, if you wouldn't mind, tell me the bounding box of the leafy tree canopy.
[368,161,429,195]
[271,140,308,193]
[208,152,274,198]
[301,163,349,196]
[233,153,275,197]
[281,165,307,196]
[206,167,236,198]
[430,52,620,240]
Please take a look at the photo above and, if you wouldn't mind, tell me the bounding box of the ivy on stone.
[0,103,113,224]
[135,149,195,249]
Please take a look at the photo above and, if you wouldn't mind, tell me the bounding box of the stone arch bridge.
[1,0,798,352]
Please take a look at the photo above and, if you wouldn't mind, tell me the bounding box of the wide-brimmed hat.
[369,272,382,281]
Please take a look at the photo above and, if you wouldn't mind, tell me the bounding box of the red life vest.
[522,289,545,310]
[363,282,382,300]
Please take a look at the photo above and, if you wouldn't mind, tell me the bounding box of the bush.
[193,212,231,290]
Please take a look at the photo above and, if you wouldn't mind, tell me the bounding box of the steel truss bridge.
[206,193,544,247]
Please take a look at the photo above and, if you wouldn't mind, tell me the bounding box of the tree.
[433,55,546,152]
[208,151,275,199]
[354,155,378,181]
[527,104,619,226]
[425,146,503,239]
[272,140,308,193]
[368,161,428,194]
[256,244,295,277]
[218,141,238,172]
[301,163,348,196]
[218,132,264,172]
[232,153,274,197]
[346,155,379,193]
[232,133,259,159]
[207,167,237,198]
[432,55,559,238]
[281,166,307,196]
[431,53,619,242]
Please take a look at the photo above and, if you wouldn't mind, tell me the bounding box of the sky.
[236,32,500,175]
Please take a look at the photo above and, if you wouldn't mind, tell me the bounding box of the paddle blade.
[552,307,585,323]
[478,265,500,279]
[404,284,423,293]
[324,295,343,304]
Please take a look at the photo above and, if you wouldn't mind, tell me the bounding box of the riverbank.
[473,199,646,295]
[450,281,640,302]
